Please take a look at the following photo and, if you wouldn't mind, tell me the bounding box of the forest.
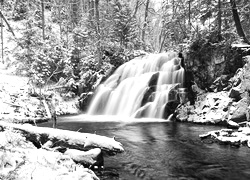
[1,0,250,96]
[1,1,250,180]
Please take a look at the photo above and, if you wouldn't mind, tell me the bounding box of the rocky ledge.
[175,55,250,128]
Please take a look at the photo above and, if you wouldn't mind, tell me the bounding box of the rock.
[227,120,240,129]
[210,75,231,92]
[199,132,213,139]
[191,82,205,94]
[241,56,250,91]
[200,127,250,148]
[64,148,104,168]
[79,92,93,111]
[175,91,231,124]
[239,127,250,135]
[178,88,188,104]
[141,86,156,107]
[13,149,100,180]
[217,136,241,146]
[229,97,250,123]
[247,140,250,148]
[163,101,179,119]
[148,72,159,87]
[229,68,243,87]
[229,86,242,100]
[246,106,250,121]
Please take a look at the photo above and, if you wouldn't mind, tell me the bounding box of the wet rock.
[148,72,159,87]
[141,86,156,107]
[163,101,179,119]
[184,72,196,105]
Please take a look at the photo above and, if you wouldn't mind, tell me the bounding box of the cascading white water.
[87,51,185,119]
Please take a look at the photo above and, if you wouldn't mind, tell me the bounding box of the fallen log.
[0,122,124,155]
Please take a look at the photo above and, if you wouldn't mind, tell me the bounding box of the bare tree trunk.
[218,0,222,41]
[159,33,167,53]
[188,0,191,36]
[230,0,249,44]
[41,0,45,40]
[1,0,3,63]
[0,11,16,39]
[95,0,102,68]
[55,0,62,40]
[132,0,141,18]
[142,0,150,43]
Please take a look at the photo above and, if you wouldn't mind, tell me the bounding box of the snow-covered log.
[0,122,124,155]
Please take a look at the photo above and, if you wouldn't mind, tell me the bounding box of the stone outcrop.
[186,39,246,90]
[175,55,250,126]
[175,91,232,124]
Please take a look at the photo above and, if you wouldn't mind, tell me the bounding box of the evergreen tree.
[111,0,139,49]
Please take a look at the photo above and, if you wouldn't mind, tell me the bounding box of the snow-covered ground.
[0,63,49,123]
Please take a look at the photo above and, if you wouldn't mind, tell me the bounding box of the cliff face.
[185,41,246,90]
[176,50,250,126]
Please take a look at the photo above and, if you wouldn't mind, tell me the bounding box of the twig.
[3,101,22,107]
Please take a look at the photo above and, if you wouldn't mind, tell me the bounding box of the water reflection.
[40,116,250,180]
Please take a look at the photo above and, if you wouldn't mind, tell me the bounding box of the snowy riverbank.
[0,63,80,124]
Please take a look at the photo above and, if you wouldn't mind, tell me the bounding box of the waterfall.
[87,51,185,119]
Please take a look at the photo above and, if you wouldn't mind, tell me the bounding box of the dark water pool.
[40,115,250,180]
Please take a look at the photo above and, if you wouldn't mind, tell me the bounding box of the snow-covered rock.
[200,127,250,147]
[175,91,231,124]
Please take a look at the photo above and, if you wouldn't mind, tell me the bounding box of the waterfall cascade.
[87,51,185,119]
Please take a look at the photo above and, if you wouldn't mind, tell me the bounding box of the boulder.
[64,148,104,168]
[227,120,240,129]
[241,56,250,91]
[229,86,242,101]
[210,75,231,92]
[163,101,179,119]
[228,97,250,123]
[141,86,156,107]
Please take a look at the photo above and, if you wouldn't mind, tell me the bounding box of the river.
[40,115,250,180]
